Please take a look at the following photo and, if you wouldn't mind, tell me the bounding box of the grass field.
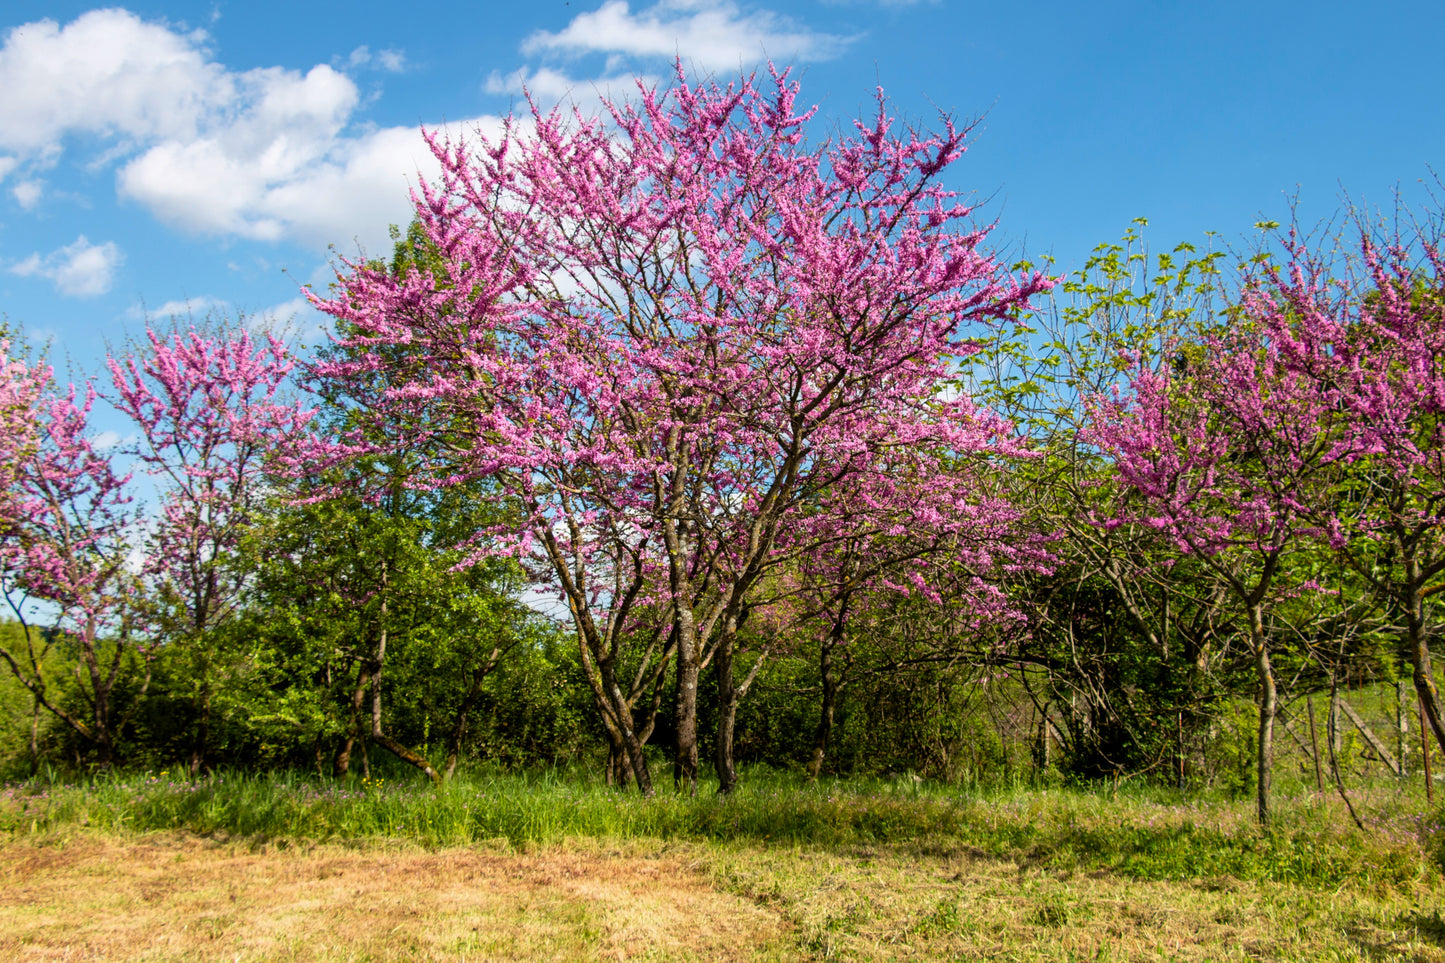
[1,769,1443,960]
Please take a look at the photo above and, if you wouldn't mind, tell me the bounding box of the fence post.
[1422,697,1435,804]
[1307,694,1324,792]
[1398,680,1409,779]
[1329,690,1342,761]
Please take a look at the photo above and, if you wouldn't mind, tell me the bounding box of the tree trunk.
[618,712,653,795]
[188,681,212,778]
[807,644,839,782]
[371,731,442,784]
[673,608,700,795]
[1421,697,1435,803]
[714,631,737,795]
[714,659,767,795]
[28,695,41,775]
[807,596,850,782]
[580,636,654,795]
[1328,676,1366,830]
[1249,601,1276,827]
[659,446,701,796]
[366,578,441,786]
[443,645,505,781]
[334,663,371,777]
[599,658,653,796]
[605,737,624,787]
[334,737,355,777]
[1397,679,1409,779]
[79,617,118,768]
[1306,694,1324,792]
[1403,555,1445,758]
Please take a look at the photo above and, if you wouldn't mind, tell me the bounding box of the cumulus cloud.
[114,62,362,241]
[0,4,848,254]
[12,179,41,209]
[0,9,497,253]
[521,0,855,71]
[10,235,123,297]
[0,10,227,155]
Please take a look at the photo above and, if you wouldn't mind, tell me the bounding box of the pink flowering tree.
[780,451,1042,782]
[0,359,140,767]
[1243,215,1445,756]
[1088,315,1352,823]
[107,323,312,774]
[309,64,1048,794]
[0,341,45,526]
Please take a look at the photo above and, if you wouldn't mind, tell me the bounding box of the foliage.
[0,352,142,765]
[307,63,1050,794]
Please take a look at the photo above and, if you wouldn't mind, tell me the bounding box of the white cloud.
[115,63,364,242]
[10,235,123,297]
[12,179,41,209]
[0,9,482,254]
[0,10,228,155]
[90,430,137,452]
[484,66,655,109]
[347,45,406,72]
[250,295,330,342]
[521,0,855,71]
[126,295,228,322]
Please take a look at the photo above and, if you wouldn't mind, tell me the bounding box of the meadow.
[2,767,1443,961]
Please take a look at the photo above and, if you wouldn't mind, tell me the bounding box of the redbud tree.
[1089,289,1356,825]
[310,64,1048,793]
[0,357,139,766]
[0,341,44,525]
[107,324,311,773]
[1242,214,1445,757]
[780,455,1040,782]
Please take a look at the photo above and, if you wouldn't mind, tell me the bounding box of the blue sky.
[2,0,1442,383]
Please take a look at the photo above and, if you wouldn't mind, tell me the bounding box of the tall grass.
[2,766,1440,891]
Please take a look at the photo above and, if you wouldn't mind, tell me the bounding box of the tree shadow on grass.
[1344,911,1445,963]
[1402,909,1445,946]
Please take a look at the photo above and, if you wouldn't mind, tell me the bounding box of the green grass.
[3,766,1441,892]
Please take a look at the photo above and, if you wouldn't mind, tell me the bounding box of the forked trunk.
[335,662,371,777]
[714,613,767,796]
[443,645,506,781]
[599,659,653,796]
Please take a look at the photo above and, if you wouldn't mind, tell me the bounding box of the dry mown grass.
[0,831,790,961]
[3,830,1444,961]
[710,843,1445,962]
